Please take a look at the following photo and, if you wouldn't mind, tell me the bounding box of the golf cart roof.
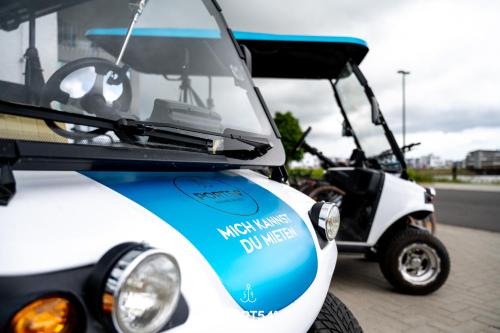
[234,31,369,80]
[0,0,88,31]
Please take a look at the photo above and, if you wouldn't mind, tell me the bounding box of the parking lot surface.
[330,224,500,333]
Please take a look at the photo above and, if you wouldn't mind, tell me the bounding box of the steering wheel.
[290,126,312,156]
[40,58,132,120]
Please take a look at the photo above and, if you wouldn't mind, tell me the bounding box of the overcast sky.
[219,0,500,160]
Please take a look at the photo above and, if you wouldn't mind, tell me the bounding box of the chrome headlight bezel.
[87,243,181,333]
[309,201,341,242]
[425,187,437,203]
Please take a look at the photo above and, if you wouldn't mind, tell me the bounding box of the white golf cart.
[236,31,450,295]
[0,1,362,332]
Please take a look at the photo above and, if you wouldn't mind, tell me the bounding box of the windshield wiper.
[219,133,273,159]
[0,101,272,159]
[119,120,273,160]
[0,101,212,149]
[113,119,274,159]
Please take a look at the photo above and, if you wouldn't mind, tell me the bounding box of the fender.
[366,173,434,245]
[82,170,319,313]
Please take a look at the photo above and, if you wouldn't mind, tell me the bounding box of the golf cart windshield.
[335,64,396,166]
[236,31,406,173]
[0,0,282,168]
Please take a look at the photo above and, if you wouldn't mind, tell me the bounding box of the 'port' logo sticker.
[174,176,259,216]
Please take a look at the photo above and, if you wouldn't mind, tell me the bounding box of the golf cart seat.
[324,167,383,197]
[324,167,384,241]
[0,82,28,105]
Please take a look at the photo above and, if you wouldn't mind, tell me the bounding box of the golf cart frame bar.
[346,63,408,176]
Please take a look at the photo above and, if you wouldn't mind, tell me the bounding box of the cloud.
[256,78,337,123]
[220,0,500,159]
[405,127,500,161]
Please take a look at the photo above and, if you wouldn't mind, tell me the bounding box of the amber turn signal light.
[9,296,78,333]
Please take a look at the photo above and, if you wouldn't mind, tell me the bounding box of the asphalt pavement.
[433,185,500,233]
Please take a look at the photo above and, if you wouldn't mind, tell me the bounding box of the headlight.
[88,243,181,333]
[309,202,341,241]
[425,187,437,203]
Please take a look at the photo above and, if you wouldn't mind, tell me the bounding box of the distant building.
[444,160,454,168]
[407,154,445,169]
[465,150,500,173]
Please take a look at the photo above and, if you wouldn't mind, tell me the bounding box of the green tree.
[274,111,304,164]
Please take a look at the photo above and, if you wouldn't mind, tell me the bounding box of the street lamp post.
[397,70,410,156]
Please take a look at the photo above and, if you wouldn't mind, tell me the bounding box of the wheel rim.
[398,243,441,285]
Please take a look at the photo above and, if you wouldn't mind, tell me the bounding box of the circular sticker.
[174,176,259,216]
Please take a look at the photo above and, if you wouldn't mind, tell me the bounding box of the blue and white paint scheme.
[86,28,221,39]
[83,171,318,313]
[233,31,368,48]
[0,169,338,332]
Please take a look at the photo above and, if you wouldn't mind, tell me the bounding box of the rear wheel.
[379,228,450,295]
[309,185,345,205]
[308,293,363,333]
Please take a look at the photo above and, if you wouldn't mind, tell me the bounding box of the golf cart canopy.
[234,31,368,80]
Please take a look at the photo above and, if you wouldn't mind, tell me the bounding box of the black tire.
[379,227,450,295]
[308,293,363,333]
[364,248,378,262]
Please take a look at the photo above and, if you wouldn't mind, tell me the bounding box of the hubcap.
[398,243,441,286]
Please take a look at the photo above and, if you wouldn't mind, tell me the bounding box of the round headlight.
[102,246,181,333]
[323,204,341,241]
[309,202,341,241]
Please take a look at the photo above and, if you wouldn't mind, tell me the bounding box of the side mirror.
[342,121,353,137]
[371,96,382,125]
[240,44,252,75]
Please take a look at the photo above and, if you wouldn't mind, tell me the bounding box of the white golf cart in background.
[236,31,450,295]
[0,1,363,332]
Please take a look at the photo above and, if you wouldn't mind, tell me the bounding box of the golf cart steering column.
[25,15,45,105]
[290,126,337,168]
[302,142,337,169]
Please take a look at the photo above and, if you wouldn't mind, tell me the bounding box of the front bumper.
[0,240,337,333]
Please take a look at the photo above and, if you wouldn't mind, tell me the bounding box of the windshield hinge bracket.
[0,141,18,206]
[270,166,288,184]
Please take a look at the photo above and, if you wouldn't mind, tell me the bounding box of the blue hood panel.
[84,172,318,312]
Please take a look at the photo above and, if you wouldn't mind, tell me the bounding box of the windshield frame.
[0,0,285,171]
[333,61,408,175]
